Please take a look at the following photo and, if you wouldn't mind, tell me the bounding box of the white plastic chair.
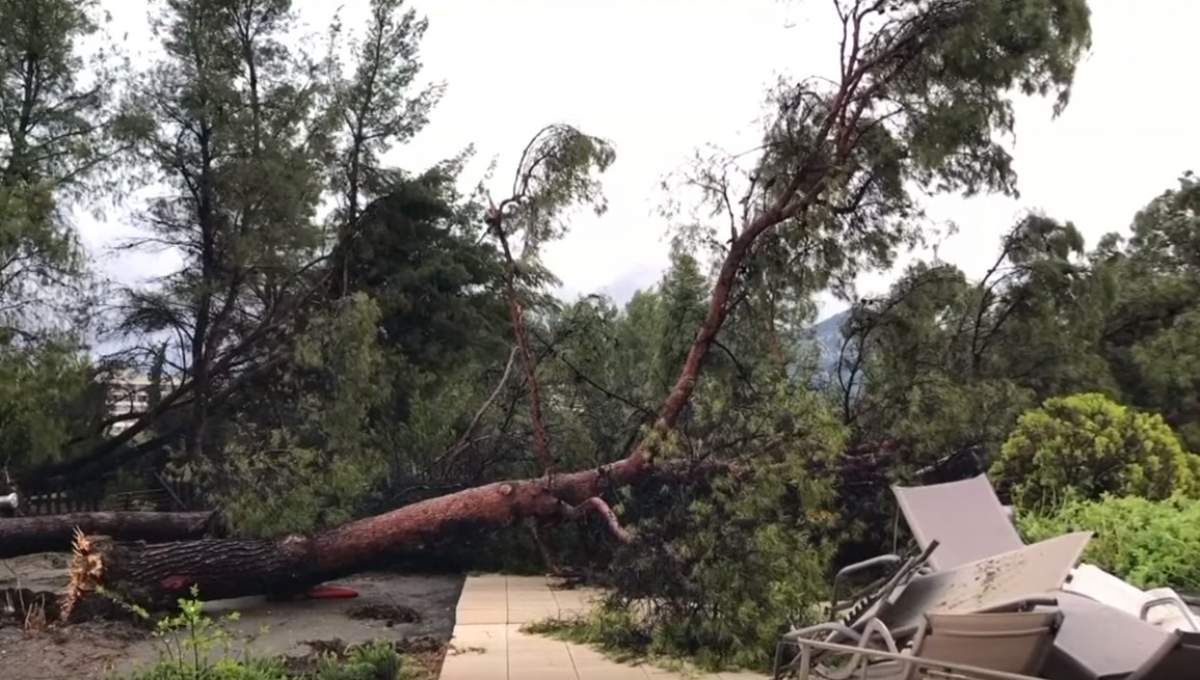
[1065,564,1200,633]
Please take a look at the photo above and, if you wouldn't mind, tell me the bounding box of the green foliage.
[0,0,116,329]
[990,393,1200,512]
[599,388,844,671]
[1099,172,1200,450]
[1019,495,1200,591]
[312,641,409,680]
[215,294,392,536]
[0,339,94,471]
[523,608,655,664]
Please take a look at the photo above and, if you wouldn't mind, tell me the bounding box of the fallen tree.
[57,0,1091,619]
[0,511,215,559]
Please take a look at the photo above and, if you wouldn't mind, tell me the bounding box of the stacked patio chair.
[891,475,1199,633]
[773,532,1090,679]
[773,472,1200,680]
[783,608,1063,680]
[1125,629,1200,680]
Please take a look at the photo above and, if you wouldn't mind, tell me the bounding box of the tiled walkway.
[440,574,767,680]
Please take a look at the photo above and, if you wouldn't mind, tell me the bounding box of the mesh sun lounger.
[893,475,1199,634]
[783,608,1062,680]
[1042,592,1175,680]
[891,474,1024,572]
[1125,629,1200,680]
[775,534,1090,679]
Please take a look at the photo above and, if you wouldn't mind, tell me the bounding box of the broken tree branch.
[560,496,633,544]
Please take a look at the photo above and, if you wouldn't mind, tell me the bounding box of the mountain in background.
[810,308,850,382]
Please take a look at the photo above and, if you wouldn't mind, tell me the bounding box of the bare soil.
[1,552,463,680]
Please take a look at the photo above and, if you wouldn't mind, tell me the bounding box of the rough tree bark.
[66,461,645,613]
[0,512,215,559]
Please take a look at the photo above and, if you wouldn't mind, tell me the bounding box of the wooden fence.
[13,475,202,516]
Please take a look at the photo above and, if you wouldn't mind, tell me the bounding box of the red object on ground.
[160,575,193,591]
[304,584,359,599]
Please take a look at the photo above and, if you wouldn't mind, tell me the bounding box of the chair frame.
[785,637,1050,680]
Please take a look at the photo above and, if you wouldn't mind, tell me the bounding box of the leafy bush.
[1019,495,1200,591]
[990,393,1200,511]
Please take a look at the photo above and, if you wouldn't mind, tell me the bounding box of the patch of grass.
[521,608,710,678]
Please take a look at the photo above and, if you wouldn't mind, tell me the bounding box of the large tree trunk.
[65,459,647,615]
[0,511,216,558]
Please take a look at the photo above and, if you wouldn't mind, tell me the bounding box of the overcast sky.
[87,0,1200,320]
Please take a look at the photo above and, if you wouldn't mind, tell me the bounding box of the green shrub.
[1019,495,1200,591]
[312,640,408,680]
[589,388,842,672]
[990,393,1199,511]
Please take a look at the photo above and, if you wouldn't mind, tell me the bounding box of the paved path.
[440,574,767,680]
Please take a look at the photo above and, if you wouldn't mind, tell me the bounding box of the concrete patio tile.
[462,578,507,589]
[507,575,551,589]
[509,587,557,598]
[440,654,507,680]
[508,645,574,658]
[462,581,508,594]
[569,651,629,669]
[575,666,649,680]
[509,654,576,670]
[465,575,508,585]
[512,669,579,680]
[444,575,750,680]
[643,668,692,680]
[509,595,559,609]
[459,588,506,600]
[457,596,508,611]
[450,623,508,647]
[456,608,508,625]
[508,631,566,645]
[508,607,562,624]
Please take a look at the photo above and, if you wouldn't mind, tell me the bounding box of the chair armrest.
[831,554,902,612]
[1140,594,1200,630]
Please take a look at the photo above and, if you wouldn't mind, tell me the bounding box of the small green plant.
[108,587,415,680]
[312,640,409,680]
[112,585,274,680]
[1019,494,1200,591]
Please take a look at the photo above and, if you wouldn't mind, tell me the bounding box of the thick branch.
[560,496,633,543]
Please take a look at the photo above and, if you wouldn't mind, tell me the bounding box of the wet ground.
[0,552,463,680]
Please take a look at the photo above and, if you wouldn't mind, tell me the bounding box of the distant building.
[106,370,172,436]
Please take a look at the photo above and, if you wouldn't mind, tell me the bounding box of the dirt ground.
[1,552,464,680]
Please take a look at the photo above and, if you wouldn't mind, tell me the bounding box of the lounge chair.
[775,534,1090,679]
[893,475,1199,634]
[782,608,1062,680]
[1125,629,1200,680]
[1064,564,1200,633]
[891,474,1024,571]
